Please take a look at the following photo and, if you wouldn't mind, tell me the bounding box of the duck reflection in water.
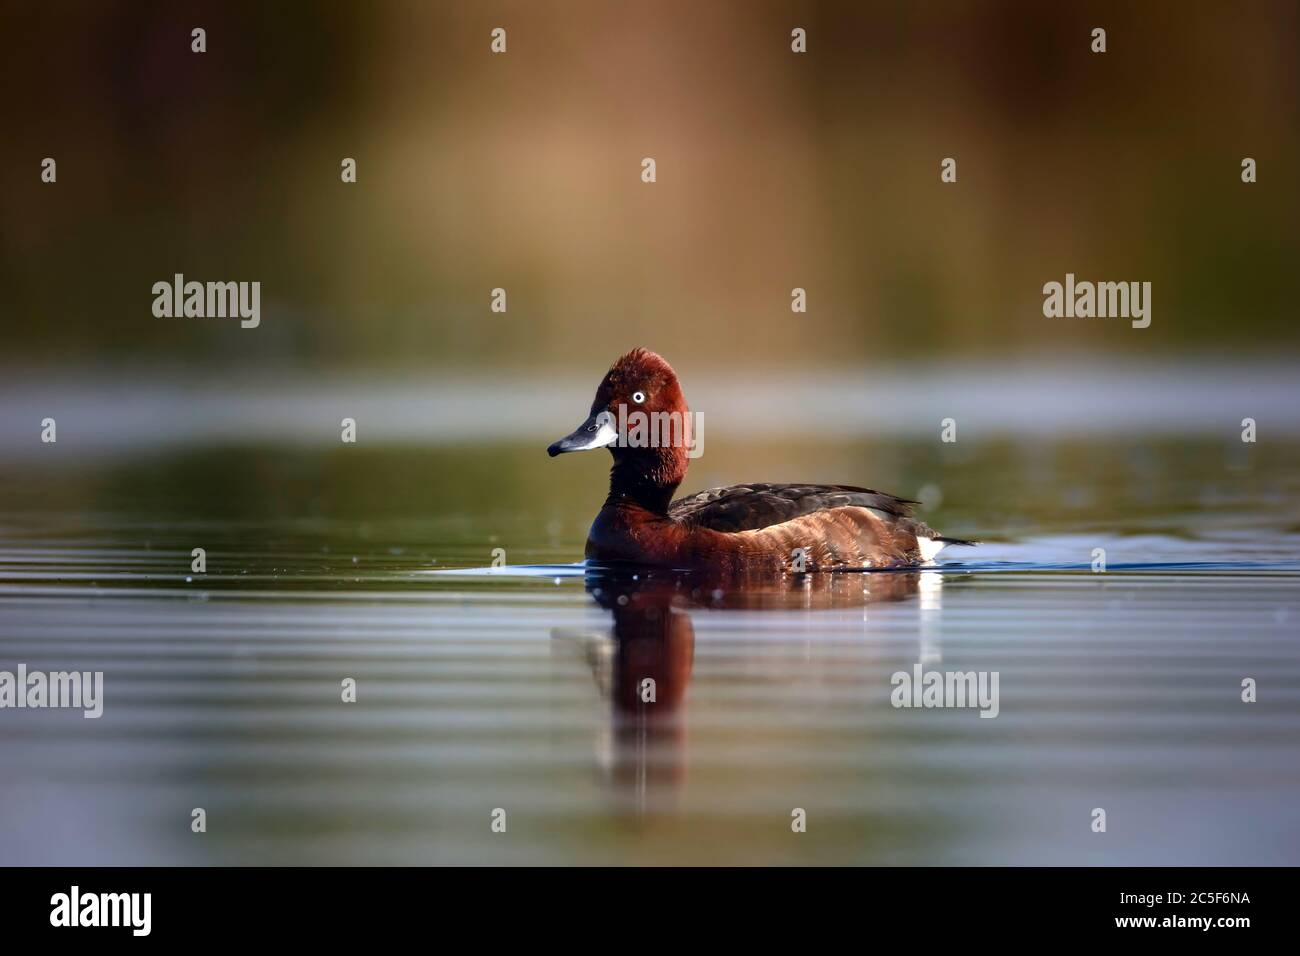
[552,565,934,821]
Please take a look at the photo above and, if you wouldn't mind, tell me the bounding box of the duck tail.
[933,535,979,547]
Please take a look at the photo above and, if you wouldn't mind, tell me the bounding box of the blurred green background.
[2,0,1297,376]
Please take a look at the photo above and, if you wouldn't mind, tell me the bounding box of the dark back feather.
[668,483,918,533]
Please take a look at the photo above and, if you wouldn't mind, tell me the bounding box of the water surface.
[1,435,1297,865]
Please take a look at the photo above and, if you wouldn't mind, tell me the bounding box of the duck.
[548,348,974,572]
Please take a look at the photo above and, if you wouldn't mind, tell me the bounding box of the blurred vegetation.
[1,0,1297,374]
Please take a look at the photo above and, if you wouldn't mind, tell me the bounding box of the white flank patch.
[918,536,947,562]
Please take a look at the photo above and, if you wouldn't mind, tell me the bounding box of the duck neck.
[606,449,684,516]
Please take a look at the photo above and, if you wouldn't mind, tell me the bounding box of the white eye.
[632,391,646,404]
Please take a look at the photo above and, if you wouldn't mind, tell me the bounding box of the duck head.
[548,348,692,512]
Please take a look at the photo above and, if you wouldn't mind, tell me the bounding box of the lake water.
[1,366,1298,864]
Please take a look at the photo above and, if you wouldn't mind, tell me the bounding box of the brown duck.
[548,348,973,572]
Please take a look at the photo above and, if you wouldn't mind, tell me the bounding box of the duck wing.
[668,483,919,533]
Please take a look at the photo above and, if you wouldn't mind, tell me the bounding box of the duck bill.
[547,412,619,457]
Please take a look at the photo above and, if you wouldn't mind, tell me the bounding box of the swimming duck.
[548,348,973,572]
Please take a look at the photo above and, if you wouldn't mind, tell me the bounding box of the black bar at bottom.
[0,866,1280,941]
